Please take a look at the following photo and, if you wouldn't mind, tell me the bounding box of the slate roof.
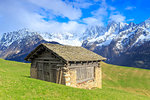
[25,43,106,62]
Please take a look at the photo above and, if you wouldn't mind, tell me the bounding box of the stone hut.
[25,43,106,89]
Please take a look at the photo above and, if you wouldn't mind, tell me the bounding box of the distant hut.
[25,43,106,89]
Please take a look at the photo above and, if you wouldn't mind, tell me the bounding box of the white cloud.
[75,2,92,8]
[90,0,117,26]
[89,0,108,26]
[125,6,136,10]
[82,17,103,26]
[0,0,132,37]
[0,0,40,33]
[70,0,93,9]
[0,0,86,34]
[92,0,108,17]
[58,21,86,33]
[109,14,126,22]
[29,0,82,20]
[127,18,134,22]
[92,7,108,17]
[109,6,116,11]
[30,20,86,33]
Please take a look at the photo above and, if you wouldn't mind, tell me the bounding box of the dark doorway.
[36,62,56,82]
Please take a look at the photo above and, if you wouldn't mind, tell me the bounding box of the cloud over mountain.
[0,0,149,35]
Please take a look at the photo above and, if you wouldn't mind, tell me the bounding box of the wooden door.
[37,62,56,83]
[43,63,50,81]
[49,66,56,83]
[37,62,44,80]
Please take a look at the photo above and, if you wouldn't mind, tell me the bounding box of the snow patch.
[133,34,150,46]
[47,38,82,46]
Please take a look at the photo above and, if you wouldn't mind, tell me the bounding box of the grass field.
[0,59,150,100]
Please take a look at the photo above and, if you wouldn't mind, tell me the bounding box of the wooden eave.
[24,44,67,63]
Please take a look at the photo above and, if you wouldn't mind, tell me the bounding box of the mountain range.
[0,18,150,69]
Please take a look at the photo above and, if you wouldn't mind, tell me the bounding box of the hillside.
[0,59,150,99]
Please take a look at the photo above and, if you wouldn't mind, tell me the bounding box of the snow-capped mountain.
[1,18,150,68]
[82,18,150,51]
[0,28,82,62]
[0,29,59,62]
[0,28,38,48]
[41,31,82,46]
[0,28,81,48]
[82,18,150,69]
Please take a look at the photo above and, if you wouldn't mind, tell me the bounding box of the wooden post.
[56,68,60,83]
[59,68,62,84]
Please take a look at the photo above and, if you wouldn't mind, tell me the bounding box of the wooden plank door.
[49,68,56,83]
[37,62,44,80]
[43,63,56,83]
[37,62,56,83]
[43,63,50,81]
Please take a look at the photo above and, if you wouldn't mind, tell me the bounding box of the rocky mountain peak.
[0,29,41,47]
[1,18,150,68]
[82,18,150,68]
[82,25,106,41]
[129,22,136,27]
[138,18,150,28]
[145,17,150,23]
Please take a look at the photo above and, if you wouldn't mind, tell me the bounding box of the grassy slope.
[0,59,150,100]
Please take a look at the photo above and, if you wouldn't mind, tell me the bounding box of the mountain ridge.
[82,18,150,69]
[1,18,150,68]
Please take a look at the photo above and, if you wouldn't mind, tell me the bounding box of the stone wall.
[94,64,102,88]
[30,59,37,78]
[63,62,102,89]
[30,67,37,78]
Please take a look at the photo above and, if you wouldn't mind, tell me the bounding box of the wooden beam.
[68,65,96,69]
[56,64,65,67]
[35,58,59,60]
[56,69,60,83]
[59,68,62,84]
[37,61,63,64]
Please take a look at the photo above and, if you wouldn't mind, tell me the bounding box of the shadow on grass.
[23,76,31,78]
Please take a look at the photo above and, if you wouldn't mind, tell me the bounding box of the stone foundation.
[30,68,37,78]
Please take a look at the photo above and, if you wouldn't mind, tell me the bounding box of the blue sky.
[0,0,150,34]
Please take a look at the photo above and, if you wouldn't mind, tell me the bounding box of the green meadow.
[0,59,150,100]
